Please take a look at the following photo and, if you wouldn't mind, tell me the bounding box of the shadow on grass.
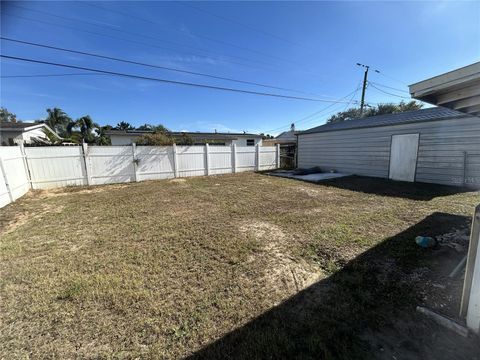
[188,212,476,360]
[319,175,474,201]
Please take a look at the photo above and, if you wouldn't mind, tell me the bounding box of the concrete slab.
[268,171,350,183]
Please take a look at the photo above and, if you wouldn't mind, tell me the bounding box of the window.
[246,139,255,146]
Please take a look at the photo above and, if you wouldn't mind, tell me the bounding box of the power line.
[1,37,324,96]
[1,72,107,78]
[341,82,362,112]
[263,88,361,133]
[368,82,411,99]
[3,12,273,72]
[83,2,303,67]
[368,81,410,94]
[1,54,355,103]
[8,3,278,69]
[378,71,409,86]
[178,2,309,49]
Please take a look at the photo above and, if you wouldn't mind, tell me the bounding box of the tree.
[44,108,71,136]
[326,101,423,124]
[136,132,175,146]
[136,132,193,146]
[115,121,134,130]
[136,123,152,131]
[0,107,18,123]
[326,108,363,124]
[67,115,97,143]
[95,125,112,146]
[137,123,169,133]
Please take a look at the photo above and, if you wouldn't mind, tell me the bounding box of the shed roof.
[297,107,465,135]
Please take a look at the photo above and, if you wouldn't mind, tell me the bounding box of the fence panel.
[209,146,233,175]
[176,146,206,177]
[25,146,86,189]
[236,146,256,172]
[0,147,30,200]
[259,147,277,171]
[136,146,175,181]
[0,167,9,208]
[88,146,135,185]
[0,143,278,208]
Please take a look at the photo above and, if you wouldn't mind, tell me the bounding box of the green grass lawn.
[0,173,478,359]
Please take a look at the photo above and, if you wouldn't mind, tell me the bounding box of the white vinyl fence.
[0,143,279,208]
[0,145,30,208]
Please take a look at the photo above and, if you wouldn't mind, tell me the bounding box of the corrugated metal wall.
[297,116,480,187]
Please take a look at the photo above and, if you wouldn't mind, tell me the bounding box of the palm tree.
[115,121,134,130]
[45,108,71,136]
[67,116,96,143]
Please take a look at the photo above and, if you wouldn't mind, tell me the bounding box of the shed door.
[389,134,419,182]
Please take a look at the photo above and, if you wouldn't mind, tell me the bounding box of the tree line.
[326,101,422,124]
[0,107,178,145]
[1,100,424,145]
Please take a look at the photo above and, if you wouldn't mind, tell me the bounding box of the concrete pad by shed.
[269,171,350,183]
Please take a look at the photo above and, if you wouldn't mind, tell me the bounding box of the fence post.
[276,144,281,169]
[205,143,210,176]
[255,144,260,171]
[132,142,139,182]
[19,143,33,189]
[232,144,237,173]
[173,143,179,178]
[0,157,14,203]
[82,143,92,186]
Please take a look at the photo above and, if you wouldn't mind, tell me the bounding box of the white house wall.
[109,134,138,146]
[232,137,262,147]
[297,116,480,187]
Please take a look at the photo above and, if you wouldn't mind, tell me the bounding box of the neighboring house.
[263,124,297,168]
[296,107,480,187]
[105,130,263,147]
[263,123,297,146]
[0,122,61,146]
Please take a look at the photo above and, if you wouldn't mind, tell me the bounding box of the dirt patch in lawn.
[1,173,479,359]
[239,220,323,300]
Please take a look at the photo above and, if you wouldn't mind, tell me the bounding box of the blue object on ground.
[415,236,436,248]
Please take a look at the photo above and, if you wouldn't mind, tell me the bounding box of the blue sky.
[1,1,479,135]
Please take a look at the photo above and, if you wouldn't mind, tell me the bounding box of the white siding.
[297,116,480,187]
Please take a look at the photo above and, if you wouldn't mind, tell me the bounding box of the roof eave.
[409,62,480,117]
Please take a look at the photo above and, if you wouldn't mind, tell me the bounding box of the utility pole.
[356,63,379,116]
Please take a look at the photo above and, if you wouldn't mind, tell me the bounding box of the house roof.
[409,62,480,117]
[297,107,466,135]
[0,122,62,139]
[105,129,263,139]
[275,129,296,141]
[0,122,39,130]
